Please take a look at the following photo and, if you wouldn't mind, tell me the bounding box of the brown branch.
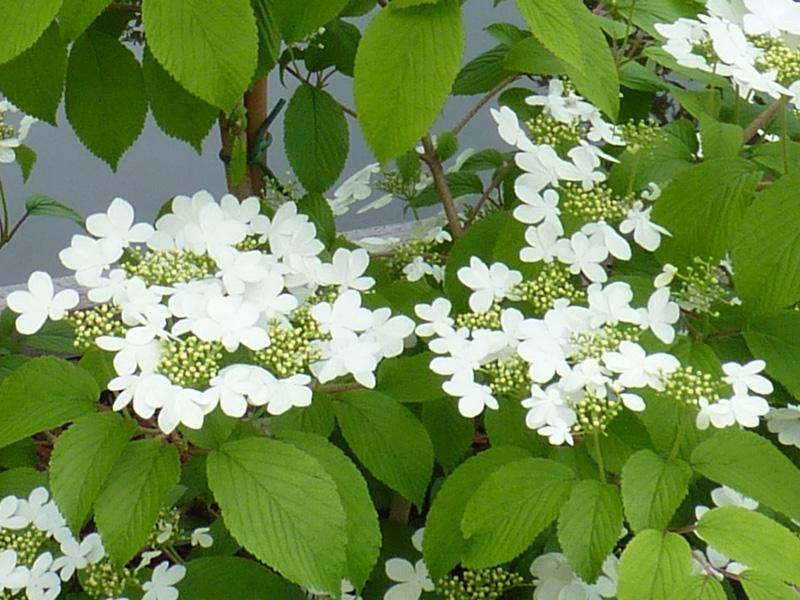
[465,162,515,228]
[742,95,790,144]
[109,2,141,13]
[245,78,269,193]
[421,135,464,239]
[452,73,520,136]
[388,494,412,524]
[314,382,364,394]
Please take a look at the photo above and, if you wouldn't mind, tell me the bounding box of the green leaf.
[252,0,281,77]
[423,446,530,580]
[17,319,75,355]
[142,0,258,110]
[297,193,336,249]
[699,118,742,160]
[142,48,217,153]
[421,398,473,473]
[653,159,761,268]
[277,431,380,589]
[733,171,800,314]
[304,20,360,77]
[25,194,83,225]
[0,468,48,498]
[697,507,800,586]
[391,0,442,7]
[207,437,346,594]
[0,23,66,124]
[460,457,575,568]
[270,393,336,438]
[334,390,433,505]
[271,0,349,43]
[691,428,800,521]
[557,480,623,582]
[618,0,702,37]
[77,348,115,390]
[586,411,653,474]
[376,352,445,402]
[453,46,514,95]
[503,36,565,77]
[49,412,137,531]
[516,0,619,118]
[743,311,800,398]
[58,0,111,40]
[65,30,146,169]
[411,170,482,208]
[0,439,36,469]
[0,357,98,449]
[668,575,726,600]
[0,0,62,64]
[182,409,237,450]
[178,556,305,599]
[740,570,800,600]
[617,530,693,600]
[621,449,692,533]
[354,0,464,162]
[285,84,349,193]
[483,398,549,456]
[95,440,180,565]
[15,145,36,182]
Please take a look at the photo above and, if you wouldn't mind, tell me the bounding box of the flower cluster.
[0,99,36,165]
[7,192,415,434]
[656,0,800,100]
[530,552,618,599]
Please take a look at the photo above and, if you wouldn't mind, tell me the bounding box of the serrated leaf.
[743,310,800,398]
[177,556,306,599]
[297,193,336,248]
[0,357,98,449]
[58,0,111,41]
[691,428,800,521]
[460,457,575,568]
[252,0,281,77]
[95,440,180,565]
[421,398,473,473]
[586,411,653,474]
[142,0,258,110]
[557,480,623,582]
[271,0,349,43]
[653,159,761,268]
[142,48,217,153]
[285,84,349,193]
[740,570,800,600]
[617,530,693,600]
[15,145,36,182]
[277,432,380,589]
[697,507,800,586]
[423,446,530,579]
[668,575,726,600]
[182,409,237,450]
[621,449,692,533]
[49,412,136,531]
[0,23,66,124]
[0,0,62,64]
[376,352,445,403]
[733,171,800,314]
[270,393,336,438]
[453,46,514,95]
[304,19,360,77]
[699,118,742,160]
[65,30,146,169]
[503,36,565,77]
[354,0,464,162]
[483,398,549,456]
[25,194,84,225]
[334,390,433,505]
[0,468,48,498]
[207,437,346,594]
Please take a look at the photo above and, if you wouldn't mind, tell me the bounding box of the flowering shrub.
[1,0,800,599]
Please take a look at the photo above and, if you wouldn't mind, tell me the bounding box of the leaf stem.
[388,493,412,524]
[314,382,364,394]
[451,74,519,136]
[284,66,357,118]
[592,434,606,483]
[0,176,8,241]
[421,135,464,239]
[464,162,515,228]
[742,95,789,144]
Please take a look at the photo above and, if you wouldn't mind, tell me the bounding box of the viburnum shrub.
[0,0,799,599]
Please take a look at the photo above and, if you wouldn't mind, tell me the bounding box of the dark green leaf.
[58,0,112,40]
[421,398,473,473]
[453,46,514,95]
[25,194,84,225]
[178,557,305,599]
[0,0,62,64]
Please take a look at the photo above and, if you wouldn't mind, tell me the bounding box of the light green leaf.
[0,23,66,124]
[376,352,445,403]
[95,440,180,565]
[740,570,800,600]
[77,348,115,390]
[699,118,742,160]
[0,0,62,64]
[617,0,703,37]
[461,457,575,568]
[271,0,349,43]
[284,84,349,193]
[334,390,434,505]
[621,449,692,533]
[177,556,305,599]
[49,412,136,532]
[252,0,281,77]
[423,446,530,580]
[65,30,146,169]
[691,428,800,521]
[25,194,84,225]
[503,36,565,77]
[421,398,473,473]
[515,0,582,72]
[617,530,693,600]
[0,468,48,498]
[653,159,761,268]
[354,0,464,162]
[207,437,346,594]
[557,480,623,582]
[586,411,653,474]
[668,575,726,600]
[0,357,98,450]
[142,48,217,153]
[142,0,258,110]
[391,0,442,7]
[453,46,514,95]
[182,409,237,450]
[733,171,800,314]
[269,393,336,438]
[277,432,380,589]
[58,0,111,40]
[483,398,549,456]
[697,507,800,586]
[744,310,800,399]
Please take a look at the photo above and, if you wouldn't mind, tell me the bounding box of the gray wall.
[0,3,522,285]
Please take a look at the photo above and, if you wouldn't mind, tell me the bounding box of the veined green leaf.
[0,0,62,64]
[58,0,111,40]
[617,530,693,600]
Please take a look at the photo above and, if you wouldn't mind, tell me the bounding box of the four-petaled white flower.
[766,404,800,448]
[603,341,679,392]
[52,532,104,581]
[637,287,680,344]
[190,527,213,548]
[317,248,375,292]
[722,360,773,396]
[556,231,609,283]
[521,222,561,264]
[192,296,270,352]
[491,105,528,148]
[59,234,124,286]
[620,201,671,251]
[142,562,185,600]
[457,257,522,313]
[5,272,79,335]
[86,197,154,248]
[0,549,29,592]
[443,372,499,417]
[414,299,454,338]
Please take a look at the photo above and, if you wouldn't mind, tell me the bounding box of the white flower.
[363,309,414,359]
[559,145,607,190]
[331,163,379,216]
[513,187,562,232]
[530,552,617,600]
[696,392,768,430]
[457,257,522,313]
[654,264,677,288]
[17,489,65,537]
[108,373,171,418]
[603,341,680,391]
[582,221,631,262]
[515,145,571,192]
[148,191,215,250]
[521,384,576,431]
[59,234,123,286]
[430,333,491,379]
[317,248,375,292]
[525,79,593,124]
[556,231,609,283]
[521,222,561,264]
[261,203,324,263]
[87,268,128,304]
[414,299,454,338]
[208,365,260,418]
[766,404,800,448]
[182,203,247,254]
[384,558,435,600]
[86,198,154,248]
[696,397,736,430]
[742,0,800,36]
[97,333,162,377]
[25,553,60,600]
[587,115,625,146]
[637,287,680,344]
[490,105,528,148]
[586,282,639,328]
[443,372,498,418]
[192,296,269,352]
[402,257,435,282]
[149,386,217,433]
[0,496,28,530]
[142,562,185,600]
[190,527,213,548]
[211,248,270,295]
[311,290,374,336]
[5,272,79,335]
[517,324,570,383]
[0,108,35,163]
[0,550,28,591]
[311,331,382,388]
[52,532,104,580]
[722,360,773,396]
[620,201,671,251]
[261,374,313,416]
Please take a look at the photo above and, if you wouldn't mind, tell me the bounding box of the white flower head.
[86,198,154,248]
[457,257,522,313]
[5,271,79,335]
[142,562,185,600]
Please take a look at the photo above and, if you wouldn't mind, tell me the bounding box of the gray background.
[0,3,522,284]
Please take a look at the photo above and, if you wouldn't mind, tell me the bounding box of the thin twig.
[742,95,789,144]
[284,66,357,118]
[465,163,515,228]
[314,382,364,394]
[421,136,464,239]
[452,74,519,136]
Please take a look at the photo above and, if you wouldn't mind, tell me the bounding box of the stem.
[0,176,8,241]
[742,95,789,144]
[452,74,519,136]
[163,545,184,564]
[218,111,252,198]
[592,434,606,483]
[617,0,638,67]
[245,78,269,193]
[314,382,364,394]
[4,213,29,242]
[465,163,515,228]
[421,136,464,239]
[781,104,790,175]
[109,1,140,12]
[285,66,357,117]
